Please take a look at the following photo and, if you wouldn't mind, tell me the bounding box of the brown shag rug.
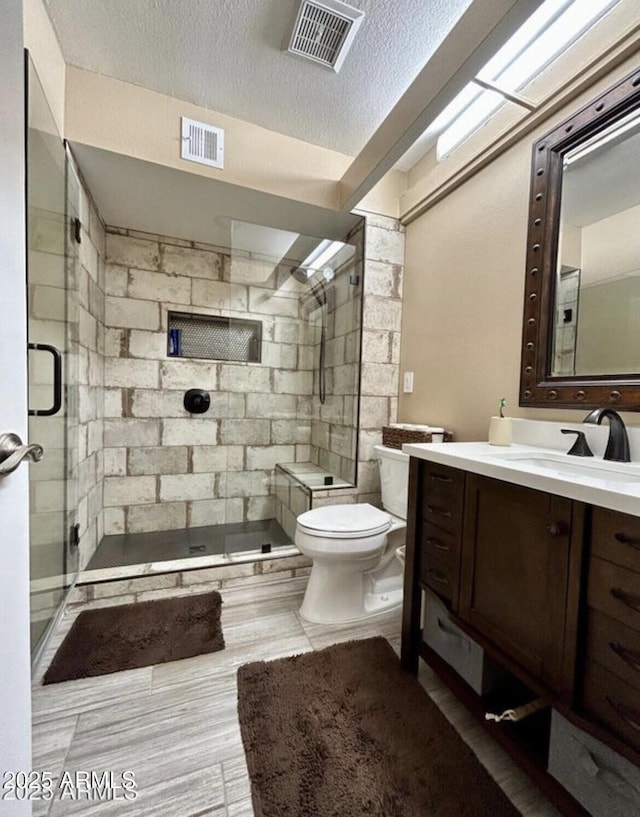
[237,637,522,817]
[43,590,224,684]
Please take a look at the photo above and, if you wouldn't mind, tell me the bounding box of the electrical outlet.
[403,371,414,393]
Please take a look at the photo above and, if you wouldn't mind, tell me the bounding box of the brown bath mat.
[238,637,522,817]
[44,590,224,684]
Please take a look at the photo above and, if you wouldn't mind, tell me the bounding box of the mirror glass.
[551,109,640,377]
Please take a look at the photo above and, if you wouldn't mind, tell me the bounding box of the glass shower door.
[26,56,79,657]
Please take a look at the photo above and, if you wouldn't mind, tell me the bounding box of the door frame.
[0,0,34,811]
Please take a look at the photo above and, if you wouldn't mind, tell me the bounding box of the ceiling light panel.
[436,0,620,159]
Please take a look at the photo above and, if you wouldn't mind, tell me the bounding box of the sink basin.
[487,450,640,485]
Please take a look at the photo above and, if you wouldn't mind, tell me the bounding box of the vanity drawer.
[420,552,457,604]
[420,522,460,565]
[421,463,464,535]
[423,589,506,695]
[548,711,640,817]
[586,609,640,692]
[592,507,640,573]
[583,660,640,753]
[588,557,640,632]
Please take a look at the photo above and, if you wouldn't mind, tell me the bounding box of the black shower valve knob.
[184,388,211,414]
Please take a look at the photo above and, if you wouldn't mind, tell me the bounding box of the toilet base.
[362,578,403,618]
[299,557,403,625]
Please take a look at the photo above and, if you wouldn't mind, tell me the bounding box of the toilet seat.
[296,503,391,539]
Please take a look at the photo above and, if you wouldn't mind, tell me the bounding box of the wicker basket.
[382,426,453,449]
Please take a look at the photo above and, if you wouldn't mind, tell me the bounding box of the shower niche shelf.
[167,311,262,363]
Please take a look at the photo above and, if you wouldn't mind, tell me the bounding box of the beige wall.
[398,57,640,441]
[576,277,640,375]
[64,67,404,217]
[582,203,640,285]
[23,0,65,133]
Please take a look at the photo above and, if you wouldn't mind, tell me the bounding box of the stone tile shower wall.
[308,222,362,483]
[553,268,580,376]
[276,213,404,527]
[310,212,405,510]
[75,181,107,567]
[101,229,316,536]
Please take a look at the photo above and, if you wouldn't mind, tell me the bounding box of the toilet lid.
[296,503,392,538]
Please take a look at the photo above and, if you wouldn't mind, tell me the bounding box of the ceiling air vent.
[287,0,364,72]
[181,117,224,169]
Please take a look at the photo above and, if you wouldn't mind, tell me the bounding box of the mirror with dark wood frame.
[520,66,640,410]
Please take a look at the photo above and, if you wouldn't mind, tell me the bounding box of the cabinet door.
[459,475,573,692]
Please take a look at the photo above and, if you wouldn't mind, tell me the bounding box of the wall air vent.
[286,0,364,72]
[181,117,224,169]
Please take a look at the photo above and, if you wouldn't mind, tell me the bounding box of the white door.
[0,0,34,813]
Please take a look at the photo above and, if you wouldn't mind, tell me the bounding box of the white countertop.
[403,439,640,517]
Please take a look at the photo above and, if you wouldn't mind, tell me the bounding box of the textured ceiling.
[44,0,473,157]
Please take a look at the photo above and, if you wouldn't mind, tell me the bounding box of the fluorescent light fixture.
[429,83,483,136]
[476,0,571,86]
[300,239,346,272]
[564,108,640,166]
[436,0,619,159]
[437,88,505,159]
[490,0,618,93]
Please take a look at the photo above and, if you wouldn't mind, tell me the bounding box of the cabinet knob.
[430,474,453,484]
[611,587,640,614]
[609,641,640,675]
[546,522,568,537]
[426,569,449,587]
[614,532,640,551]
[426,537,449,552]
[606,696,640,733]
[426,504,452,520]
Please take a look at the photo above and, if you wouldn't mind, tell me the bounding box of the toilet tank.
[374,444,409,519]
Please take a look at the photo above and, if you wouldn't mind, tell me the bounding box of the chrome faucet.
[583,408,631,462]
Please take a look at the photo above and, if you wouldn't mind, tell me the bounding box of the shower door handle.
[0,433,44,477]
[28,343,62,416]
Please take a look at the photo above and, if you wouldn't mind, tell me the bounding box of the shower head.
[291,267,326,307]
[290,267,311,284]
[291,266,334,284]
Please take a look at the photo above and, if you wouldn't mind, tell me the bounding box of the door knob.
[0,433,44,477]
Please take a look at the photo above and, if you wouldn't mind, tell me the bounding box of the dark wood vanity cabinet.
[418,461,465,606]
[403,461,583,698]
[459,475,579,696]
[581,508,640,754]
[401,457,640,816]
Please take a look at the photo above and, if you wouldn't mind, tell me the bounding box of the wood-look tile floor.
[32,575,561,816]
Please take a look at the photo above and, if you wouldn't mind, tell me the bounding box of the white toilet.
[295,444,409,624]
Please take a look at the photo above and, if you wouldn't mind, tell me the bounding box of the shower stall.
[73,187,365,576]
